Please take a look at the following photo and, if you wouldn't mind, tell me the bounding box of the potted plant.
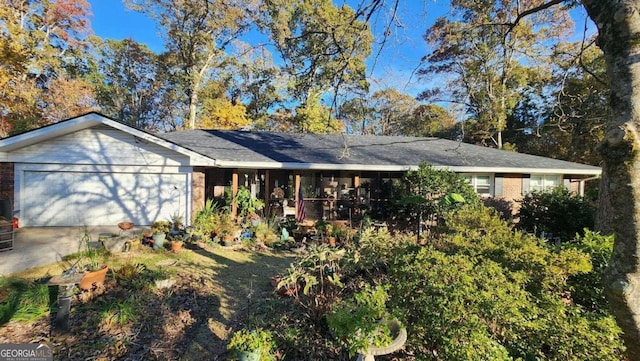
[327,284,406,359]
[151,220,171,249]
[170,213,184,235]
[234,186,265,222]
[169,235,184,252]
[214,212,240,246]
[328,224,346,247]
[227,327,275,361]
[78,231,109,291]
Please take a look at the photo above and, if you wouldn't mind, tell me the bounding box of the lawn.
[0,242,296,360]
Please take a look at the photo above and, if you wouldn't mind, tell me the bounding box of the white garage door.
[22,170,188,226]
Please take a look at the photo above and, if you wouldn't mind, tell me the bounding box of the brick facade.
[501,174,523,204]
[0,163,14,206]
[192,168,206,219]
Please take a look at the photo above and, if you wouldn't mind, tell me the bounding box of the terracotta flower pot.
[170,240,183,252]
[79,265,109,291]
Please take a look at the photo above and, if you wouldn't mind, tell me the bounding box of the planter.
[237,349,261,361]
[222,235,236,247]
[118,221,134,231]
[124,238,141,252]
[152,232,166,249]
[79,265,109,291]
[358,319,407,361]
[170,240,183,252]
[103,235,128,253]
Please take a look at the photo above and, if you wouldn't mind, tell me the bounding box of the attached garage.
[20,169,188,226]
[0,113,215,227]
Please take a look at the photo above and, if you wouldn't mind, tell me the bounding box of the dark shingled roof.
[161,130,601,174]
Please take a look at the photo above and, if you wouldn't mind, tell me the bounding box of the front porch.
[194,168,406,222]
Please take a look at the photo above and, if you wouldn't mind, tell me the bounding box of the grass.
[0,277,51,324]
[0,241,296,359]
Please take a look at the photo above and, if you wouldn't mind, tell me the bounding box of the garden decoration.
[328,285,407,359]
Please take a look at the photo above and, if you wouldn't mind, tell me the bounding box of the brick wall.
[0,163,14,205]
[192,168,206,220]
[501,174,523,203]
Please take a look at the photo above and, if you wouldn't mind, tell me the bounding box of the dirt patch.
[0,243,295,360]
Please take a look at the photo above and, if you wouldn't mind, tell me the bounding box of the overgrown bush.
[481,197,514,224]
[386,205,624,360]
[391,162,479,234]
[561,229,614,313]
[256,205,623,360]
[517,187,595,242]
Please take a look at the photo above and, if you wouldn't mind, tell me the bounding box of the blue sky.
[87,0,447,96]
[87,1,594,98]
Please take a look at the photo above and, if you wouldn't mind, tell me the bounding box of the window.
[461,174,492,197]
[529,174,562,192]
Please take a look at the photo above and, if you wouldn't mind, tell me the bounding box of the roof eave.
[446,166,602,176]
[0,113,217,167]
[213,161,601,176]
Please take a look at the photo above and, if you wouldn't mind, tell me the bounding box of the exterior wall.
[566,178,580,194]
[192,168,206,219]
[8,126,189,166]
[500,174,524,203]
[0,163,13,206]
[6,125,194,226]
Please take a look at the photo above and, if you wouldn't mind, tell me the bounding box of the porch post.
[294,171,301,219]
[354,172,360,218]
[264,170,270,217]
[231,169,239,218]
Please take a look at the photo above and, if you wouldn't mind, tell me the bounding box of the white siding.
[20,170,190,226]
[8,126,190,167]
[10,126,194,226]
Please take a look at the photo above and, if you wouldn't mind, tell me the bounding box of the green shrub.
[391,162,479,233]
[227,328,276,361]
[517,187,595,242]
[561,229,613,313]
[327,284,393,357]
[385,205,624,360]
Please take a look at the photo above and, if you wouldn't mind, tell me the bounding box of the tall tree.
[261,0,372,106]
[367,88,417,135]
[504,41,608,164]
[126,0,256,129]
[197,78,251,129]
[541,41,608,165]
[406,104,458,139]
[419,0,570,149]
[90,38,166,130]
[580,1,640,357]
[0,0,93,135]
[228,43,285,125]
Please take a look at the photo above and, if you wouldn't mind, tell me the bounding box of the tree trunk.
[189,91,197,130]
[583,1,640,358]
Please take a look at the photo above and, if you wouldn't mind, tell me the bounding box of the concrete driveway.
[0,226,138,276]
